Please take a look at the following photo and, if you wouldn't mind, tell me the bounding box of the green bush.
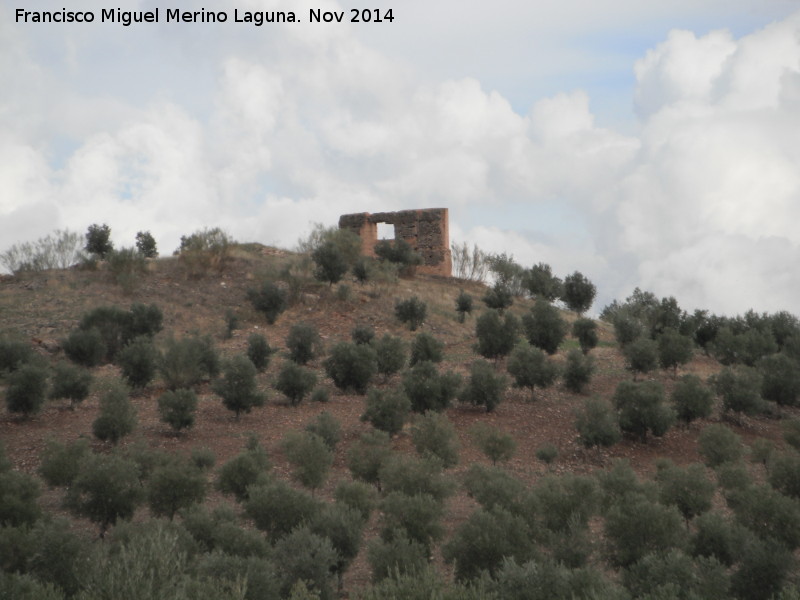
[117,336,158,389]
[535,444,558,466]
[523,262,562,301]
[62,327,105,367]
[244,480,322,539]
[657,328,694,374]
[379,455,455,502]
[310,387,330,403]
[671,374,714,423]
[402,361,461,413]
[482,281,514,312]
[335,480,378,522]
[190,447,216,471]
[455,290,473,323]
[157,388,198,433]
[176,227,233,276]
[351,324,375,345]
[443,507,535,581]
[612,313,643,347]
[495,558,627,600]
[459,359,506,412]
[372,334,406,380]
[247,280,287,324]
[311,240,349,286]
[698,424,743,468]
[0,338,34,374]
[409,332,444,366]
[1,228,85,274]
[731,535,794,600]
[410,412,459,468]
[135,230,157,258]
[528,473,598,532]
[92,381,137,444]
[759,353,800,406]
[181,503,268,558]
[216,440,271,501]
[563,348,594,393]
[379,492,445,552]
[323,341,377,394]
[784,418,800,451]
[655,460,716,522]
[38,437,90,488]
[469,423,516,464]
[27,517,91,597]
[560,271,596,314]
[691,510,744,566]
[623,550,729,600]
[107,247,147,291]
[146,457,206,519]
[85,223,113,258]
[728,484,800,550]
[305,411,341,450]
[361,388,411,436]
[65,452,142,535]
[507,341,558,400]
[246,333,273,372]
[0,470,42,527]
[310,503,365,586]
[395,296,427,331]
[366,531,428,583]
[522,299,567,355]
[159,334,220,391]
[613,379,674,441]
[463,463,525,512]
[623,337,659,379]
[77,303,163,363]
[712,366,764,416]
[281,430,333,492]
[768,451,800,500]
[49,362,91,407]
[374,239,422,270]
[213,355,265,418]
[275,361,317,406]
[572,317,598,354]
[4,364,48,417]
[286,322,322,365]
[474,309,519,361]
[574,397,621,449]
[347,429,393,486]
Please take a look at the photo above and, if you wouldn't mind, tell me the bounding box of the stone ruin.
[338,208,452,277]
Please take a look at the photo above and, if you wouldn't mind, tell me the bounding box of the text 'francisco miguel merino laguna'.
[15,8,395,26]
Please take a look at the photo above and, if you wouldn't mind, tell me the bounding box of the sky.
[2,0,800,316]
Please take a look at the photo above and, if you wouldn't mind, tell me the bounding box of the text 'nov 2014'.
[14,8,395,27]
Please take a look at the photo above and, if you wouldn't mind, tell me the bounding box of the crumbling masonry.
[338,208,452,277]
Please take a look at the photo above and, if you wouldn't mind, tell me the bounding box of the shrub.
[311,240,348,286]
[451,241,490,282]
[691,511,743,566]
[669,373,714,424]
[613,379,674,442]
[146,457,206,519]
[62,327,105,367]
[395,296,427,331]
[324,341,377,394]
[612,313,643,347]
[482,281,514,312]
[470,423,516,464]
[361,388,411,436]
[563,348,594,393]
[213,355,265,418]
[275,362,317,406]
[347,429,393,486]
[536,444,558,466]
[402,361,461,413]
[572,318,598,354]
[378,455,454,502]
[604,494,686,567]
[216,440,271,501]
[459,359,506,412]
[92,381,137,444]
[575,397,621,449]
[157,388,198,433]
[0,470,42,527]
[190,447,216,471]
[244,480,322,539]
[372,334,406,380]
[623,550,729,600]
[85,223,113,258]
[410,412,459,468]
[351,324,375,345]
[159,334,219,390]
[655,460,716,522]
[784,418,800,451]
[4,364,48,417]
[455,290,473,323]
[176,227,232,276]
[310,503,366,587]
[522,298,567,355]
[117,336,158,389]
[560,271,596,314]
[367,531,429,583]
[374,239,422,270]
[712,366,764,416]
[107,247,147,291]
[27,517,91,597]
[75,303,162,363]
[759,353,800,406]
[408,332,443,366]
[657,328,694,374]
[523,262,563,301]
[463,463,525,512]
[443,507,535,581]
[474,309,519,361]
[352,258,370,283]
[282,430,333,492]
[299,413,339,453]
[247,280,287,324]
[0,338,34,373]
[698,424,743,467]
[135,230,157,257]
[65,452,143,535]
[507,341,559,400]
[731,535,794,600]
[286,322,322,365]
[39,437,91,488]
[49,362,91,407]
[0,229,85,274]
[728,485,800,550]
[767,451,800,500]
[310,387,330,403]
[379,492,445,552]
[624,337,659,379]
[298,224,362,267]
[335,480,379,522]
[246,333,273,372]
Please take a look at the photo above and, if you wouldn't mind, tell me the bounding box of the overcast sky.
[2,0,799,316]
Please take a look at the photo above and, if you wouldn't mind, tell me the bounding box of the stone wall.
[338,208,452,277]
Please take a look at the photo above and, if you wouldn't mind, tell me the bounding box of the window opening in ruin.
[377,223,394,240]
